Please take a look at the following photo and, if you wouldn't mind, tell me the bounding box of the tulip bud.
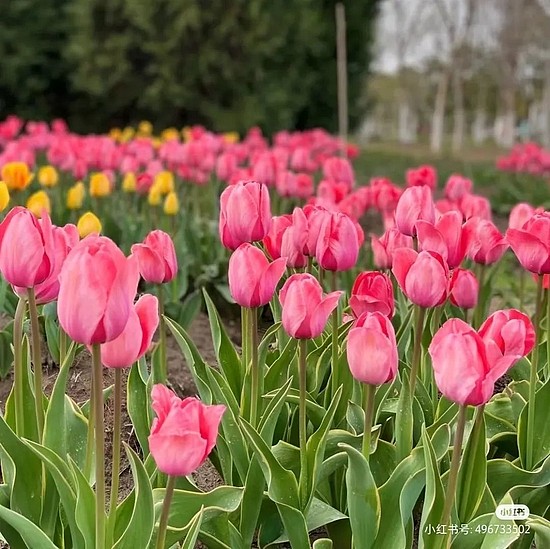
[131,230,178,284]
[26,190,51,217]
[506,212,550,274]
[279,273,343,339]
[449,269,478,309]
[77,212,102,238]
[394,186,435,236]
[228,244,286,308]
[315,211,359,271]
[155,171,175,195]
[1,162,34,191]
[163,191,179,216]
[148,384,225,476]
[38,165,59,188]
[406,165,437,189]
[219,180,271,251]
[444,174,472,201]
[347,312,398,385]
[148,184,162,206]
[89,172,111,198]
[0,182,9,211]
[67,182,85,210]
[464,217,508,265]
[370,228,413,270]
[350,271,394,318]
[122,172,137,193]
[392,249,449,308]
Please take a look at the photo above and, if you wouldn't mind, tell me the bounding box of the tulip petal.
[135,294,160,358]
[259,257,287,306]
[148,432,208,476]
[391,248,417,294]
[309,291,343,338]
[199,404,226,454]
[507,229,549,273]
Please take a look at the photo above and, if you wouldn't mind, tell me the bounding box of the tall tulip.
[349,271,394,318]
[219,180,271,250]
[394,186,435,237]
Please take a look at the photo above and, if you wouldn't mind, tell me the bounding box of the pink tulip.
[219,180,271,250]
[293,173,314,199]
[464,217,508,265]
[406,165,437,189]
[263,215,292,260]
[444,174,473,201]
[459,193,491,220]
[315,211,359,271]
[429,319,500,406]
[304,205,330,257]
[228,244,286,308]
[131,230,178,284]
[58,236,139,344]
[0,207,56,289]
[349,271,394,318]
[429,315,533,406]
[101,294,159,368]
[279,273,342,339]
[506,212,550,274]
[508,203,536,230]
[392,249,449,308]
[479,309,535,366]
[14,223,79,304]
[449,269,478,309]
[416,211,467,269]
[394,186,435,236]
[322,157,354,188]
[280,208,308,268]
[371,228,413,270]
[347,311,398,385]
[148,384,225,476]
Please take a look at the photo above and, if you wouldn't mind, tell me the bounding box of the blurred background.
[0,0,549,155]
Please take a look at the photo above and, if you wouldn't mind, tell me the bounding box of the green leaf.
[175,289,203,330]
[339,443,379,549]
[113,445,154,549]
[0,413,42,526]
[313,539,333,549]
[486,454,550,503]
[72,458,96,549]
[527,515,550,548]
[419,427,446,549]
[180,507,204,549]
[127,359,152,456]
[202,289,242,399]
[0,505,57,549]
[518,378,550,469]
[264,337,297,393]
[374,425,450,549]
[455,410,487,524]
[23,440,84,548]
[395,370,413,462]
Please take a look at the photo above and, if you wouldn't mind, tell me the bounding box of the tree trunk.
[430,69,450,153]
[472,83,487,144]
[500,87,516,148]
[542,60,550,148]
[452,71,465,153]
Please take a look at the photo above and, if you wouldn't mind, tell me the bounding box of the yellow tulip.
[121,127,135,143]
[109,127,122,141]
[182,126,192,142]
[1,162,34,191]
[67,181,85,210]
[122,172,136,193]
[154,171,174,195]
[38,165,59,188]
[161,128,180,142]
[77,212,102,238]
[26,190,51,217]
[148,184,162,206]
[164,191,179,216]
[138,121,153,136]
[223,131,240,144]
[0,181,10,211]
[89,172,111,198]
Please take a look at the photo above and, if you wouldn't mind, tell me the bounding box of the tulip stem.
[546,289,549,381]
[157,284,167,383]
[526,276,544,469]
[156,475,176,549]
[13,297,26,436]
[241,307,249,378]
[107,368,122,545]
[330,271,340,397]
[362,384,376,461]
[91,344,105,549]
[298,338,309,508]
[28,288,44,439]
[59,326,68,368]
[473,265,486,328]
[410,306,426,396]
[249,308,259,427]
[519,270,526,311]
[440,404,468,544]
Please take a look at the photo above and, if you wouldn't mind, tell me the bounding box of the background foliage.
[0,0,380,134]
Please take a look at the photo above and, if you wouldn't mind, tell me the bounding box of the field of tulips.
[0,115,549,549]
